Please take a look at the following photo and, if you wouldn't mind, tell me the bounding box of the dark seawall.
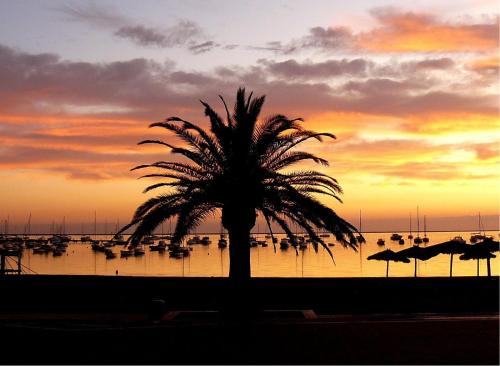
[1,275,498,314]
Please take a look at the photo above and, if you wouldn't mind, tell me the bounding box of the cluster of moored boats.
[1,231,336,262]
[0,234,73,258]
[3,222,495,266]
[374,233,492,247]
[87,234,193,259]
[267,234,335,250]
[86,235,178,259]
[92,232,331,259]
[373,212,491,247]
[375,232,430,247]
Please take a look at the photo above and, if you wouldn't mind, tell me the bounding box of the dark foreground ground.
[0,275,498,364]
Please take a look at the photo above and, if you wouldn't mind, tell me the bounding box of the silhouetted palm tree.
[119,88,361,280]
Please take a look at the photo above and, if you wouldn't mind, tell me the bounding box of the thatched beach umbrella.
[463,238,499,276]
[396,245,438,277]
[476,238,500,252]
[459,246,496,277]
[426,239,470,277]
[368,249,410,277]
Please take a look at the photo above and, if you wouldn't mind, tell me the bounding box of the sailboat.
[470,212,486,243]
[218,222,228,248]
[23,212,31,241]
[408,213,413,239]
[356,210,363,243]
[422,215,429,243]
[413,207,423,244]
[113,219,126,244]
[91,211,100,249]
[81,220,92,242]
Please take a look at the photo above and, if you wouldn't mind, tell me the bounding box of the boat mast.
[417,206,420,236]
[94,211,97,240]
[26,212,32,236]
[424,215,427,238]
[29,212,31,236]
[359,210,362,234]
[409,213,412,236]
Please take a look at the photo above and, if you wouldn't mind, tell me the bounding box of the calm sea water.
[18,231,499,277]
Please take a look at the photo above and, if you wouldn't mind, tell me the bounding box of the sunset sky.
[0,0,499,232]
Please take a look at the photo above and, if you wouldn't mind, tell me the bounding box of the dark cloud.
[57,3,213,54]
[169,71,215,85]
[188,41,219,54]
[259,58,368,79]
[334,90,498,116]
[247,41,285,52]
[411,58,455,70]
[0,44,497,122]
[114,21,204,49]
[300,26,353,51]
[0,44,183,118]
[115,26,170,47]
[341,77,431,95]
[255,27,353,54]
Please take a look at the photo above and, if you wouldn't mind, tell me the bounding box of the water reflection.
[20,231,499,277]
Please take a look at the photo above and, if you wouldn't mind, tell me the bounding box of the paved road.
[0,311,498,364]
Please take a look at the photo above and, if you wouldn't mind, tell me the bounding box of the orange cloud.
[474,142,500,160]
[357,9,499,52]
[468,55,500,77]
[401,113,500,135]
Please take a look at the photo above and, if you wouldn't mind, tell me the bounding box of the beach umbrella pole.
[386,260,389,277]
[450,253,453,277]
[414,258,417,277]
[477,259,479,276]
[487,257,491,277]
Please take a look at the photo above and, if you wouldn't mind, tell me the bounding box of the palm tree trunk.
[449,254,453,277]
[223,220,256,317]
[228,227,251,280]
[487,257,491,277]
